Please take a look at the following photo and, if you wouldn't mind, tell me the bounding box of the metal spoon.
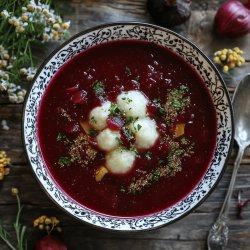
[207,74,250,250]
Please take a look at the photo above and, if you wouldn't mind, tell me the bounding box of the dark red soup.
[38,40,217,217]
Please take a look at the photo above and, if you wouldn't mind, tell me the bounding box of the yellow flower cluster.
[213,47,245,73]
[0,151,11,181]
[34,215,62,234]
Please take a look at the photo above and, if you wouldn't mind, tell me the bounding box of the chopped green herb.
[125,116,134,125]
[129,144,137,153]
[91,116,97,124]
[145,152,152,160]
[89,129,98,137]
[109,103,125,116]
[158,107,166,116]
[168,86,190,111]
[122,97,132,104]
[93,80,105,95]
[58,156,71,167]
[116,137,123,146]
[179,84,188,92]
[122,127,134,139]
[125,66,132,76]
[153,98,161,104]
[137,124,142,131]
[172,99,182,110]
[181,137,188,145]
[158,159,165,165]
[152,169,160,182]
[56,133,68,142]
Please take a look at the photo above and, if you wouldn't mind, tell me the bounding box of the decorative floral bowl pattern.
[23,23,234,231]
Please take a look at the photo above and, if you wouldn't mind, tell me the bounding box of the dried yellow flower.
[61,22,70,30]
[11,187,19,195]
[0,151,11,181]
[34,215,62,234]
[213,47,246,73]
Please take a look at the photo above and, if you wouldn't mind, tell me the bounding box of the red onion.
[214,0,250,37]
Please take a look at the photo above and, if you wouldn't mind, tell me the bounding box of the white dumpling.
[106,149,136,174]
[129,117,159,150]
[116,90,148,118]
[96,128,120,151]
[89,101,111,130]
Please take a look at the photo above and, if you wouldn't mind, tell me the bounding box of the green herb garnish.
[129,144,137,153]
[116,137,123,146]
[93,80,104,95]
[152,169,161,182]
[124,66,132,76]
[91,116,97,124]
[145,151,152,160]
[108,103,125,116]
[58,157,71,167]
[125,116,134,125]
[181,137,188,145]
[56,133,68,142]
[121,97,132,104]
[137,124,142,131]
[158,159,165,165]
[122,127,134,140]
[158,107,166,116]
[168,85,190,111]
[89,129,98,137]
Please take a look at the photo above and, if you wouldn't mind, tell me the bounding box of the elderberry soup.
[38,40,217,217]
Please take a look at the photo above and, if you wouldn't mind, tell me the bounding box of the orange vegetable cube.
[174,123,185,137]
[95,166,109,182]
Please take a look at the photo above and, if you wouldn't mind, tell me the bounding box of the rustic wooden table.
[1,0,250,249]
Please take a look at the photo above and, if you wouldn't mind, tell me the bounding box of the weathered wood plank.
[1,0,250,249]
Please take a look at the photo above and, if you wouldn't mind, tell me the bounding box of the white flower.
[1,10,10,19]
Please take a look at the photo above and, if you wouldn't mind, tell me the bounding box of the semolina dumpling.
[89,101,111,130]
[106,149,136,174]
[116,90,148,118]
[129,117,159,150]
[96,128,120,151]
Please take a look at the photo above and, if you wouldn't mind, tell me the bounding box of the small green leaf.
[56,133,68,142]
[58,157,71,167]
[89,129,98,137]
[124,66,132,76]
[91,116,97,124]
[93,80,104,95]
[152,170,160,182]
[137,124,142,131]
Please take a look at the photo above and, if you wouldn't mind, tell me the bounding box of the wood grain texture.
[1,0,250,249]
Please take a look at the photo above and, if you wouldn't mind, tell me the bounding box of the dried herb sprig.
[0,188,28,250]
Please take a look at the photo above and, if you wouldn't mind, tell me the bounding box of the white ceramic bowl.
[23,23,234,231]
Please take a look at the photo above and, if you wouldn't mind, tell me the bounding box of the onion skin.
[214,0,250,37]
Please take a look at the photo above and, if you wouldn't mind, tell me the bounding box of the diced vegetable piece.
[66,86,87,104]
[95,166,109,182]
[174,123,185,137]
[107,116,124,131]
[80,121,91,134]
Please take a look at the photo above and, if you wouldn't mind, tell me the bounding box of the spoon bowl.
[234,74,250,148]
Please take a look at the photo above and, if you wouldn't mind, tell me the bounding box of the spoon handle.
[207,147,244,250]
